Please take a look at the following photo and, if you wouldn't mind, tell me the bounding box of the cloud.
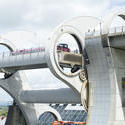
[22,0,110,29]
[25,69,68,90]
[0,0,27,29]
[0,0,110,33]
[0,0,124,35]
[111,0,125,6]
[2,30,39,49]
[0,88,12,101]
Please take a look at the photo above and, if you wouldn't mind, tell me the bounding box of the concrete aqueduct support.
[83,11,125,125]
[101,11,125,125]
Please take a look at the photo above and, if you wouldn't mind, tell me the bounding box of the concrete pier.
[5,104,26,125]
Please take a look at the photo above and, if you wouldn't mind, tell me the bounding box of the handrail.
[85,25,125,37]
[0,47,45,57]
[0,26,125,55]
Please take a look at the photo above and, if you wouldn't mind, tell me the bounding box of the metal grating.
[39,104,87,125]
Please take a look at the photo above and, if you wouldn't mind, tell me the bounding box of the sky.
[0,0,125,102]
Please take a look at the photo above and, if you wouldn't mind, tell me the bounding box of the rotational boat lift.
[0,11,124,125]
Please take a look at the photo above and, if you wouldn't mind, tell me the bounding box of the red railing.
[52,121,86,125]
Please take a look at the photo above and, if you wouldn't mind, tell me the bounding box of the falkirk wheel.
[0,11,124,125]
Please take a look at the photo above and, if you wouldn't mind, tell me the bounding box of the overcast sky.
[0,0,125,102]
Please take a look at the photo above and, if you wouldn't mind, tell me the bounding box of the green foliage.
[0,106,8,117]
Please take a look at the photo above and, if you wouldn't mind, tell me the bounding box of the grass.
[0,106,8,117]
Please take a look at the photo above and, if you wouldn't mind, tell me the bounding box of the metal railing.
[0,26,125,62]
[0,47,45,56]
[0,47,46,69]
[85,26,125,38]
